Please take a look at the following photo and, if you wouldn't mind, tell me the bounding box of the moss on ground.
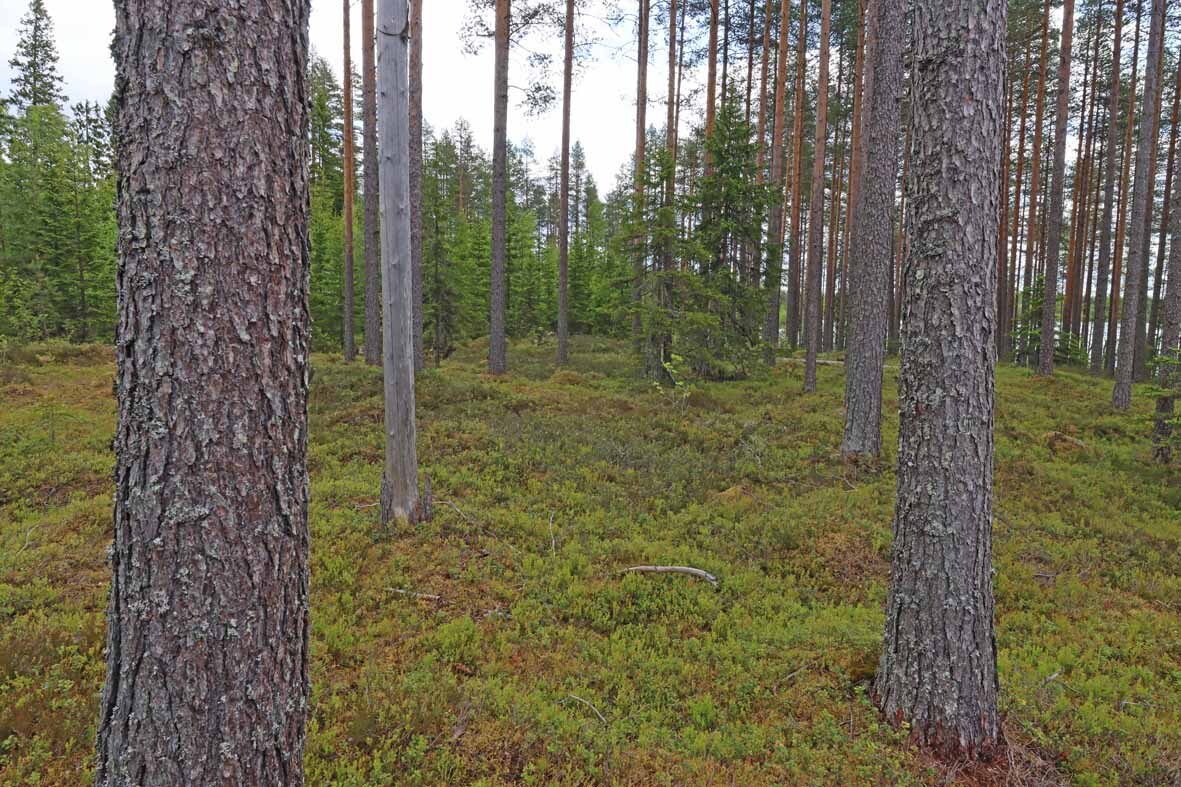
[0,337,1177,785]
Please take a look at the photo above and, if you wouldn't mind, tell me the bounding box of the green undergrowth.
[0,337,1177,785]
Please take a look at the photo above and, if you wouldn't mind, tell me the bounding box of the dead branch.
[620,565,719,586]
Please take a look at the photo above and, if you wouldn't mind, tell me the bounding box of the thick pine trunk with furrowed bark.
[875,0,1005,759]
[98,1,312,783]
[1037,0,1075,376]
[841,0,903,458]
[377,0,422,525]
[363,0,382,365]
[489,0,510,374]
[1113,0,1165,410]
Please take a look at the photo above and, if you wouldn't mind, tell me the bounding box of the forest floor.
[1,337,1178,786]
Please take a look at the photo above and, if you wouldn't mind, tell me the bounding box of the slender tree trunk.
[409,0,424,372]
[1007,32,1034,359]
[755,0,773,182]
[823,53,846,354]
[706,0,719,142]
[841,0,903,456]
[1133,42,1165,381]
[997,79,1011,359]
[802,0,830,392]
[1036,0,1074,376]
[1092,0,1125,373]
[661,0,678,361]
[1153,132,1181,461]
[489,0,510,374]
[1022,0,1050,359]
[363,0,382,365]
[762,0,792,364]
[876,0,1005,758]
[1113,0,1165,410]
[343,0,357,361]
[785,0,808,348]
[377,0,423,524]
[1108,0,1143,375]
[1149,59,1181,351]
[557,0,574,366]
[744,0,755,127]
[1063,15,1096,343]
[634,0,652,370]
[840,0,867,334]
[98,2,312,783]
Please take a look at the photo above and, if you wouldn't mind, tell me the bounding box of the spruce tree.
[7,0,65,111]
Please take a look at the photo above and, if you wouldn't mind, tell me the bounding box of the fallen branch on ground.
[620,565,719,586]
[564,694,607,724]
[387,587,444,602]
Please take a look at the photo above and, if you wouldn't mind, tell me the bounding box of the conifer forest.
[2,0,1181,784]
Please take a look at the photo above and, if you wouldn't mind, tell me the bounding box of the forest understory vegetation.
[1,337,1177,786]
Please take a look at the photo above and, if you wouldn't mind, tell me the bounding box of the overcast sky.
[0,0,655,187]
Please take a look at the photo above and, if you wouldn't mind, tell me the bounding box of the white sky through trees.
[0,0,1070,189]
[0,0,650,187]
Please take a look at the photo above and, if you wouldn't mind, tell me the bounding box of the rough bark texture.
[1113,0,1165,411]
[377,0,422,524]
[705,0,719,143]
[1133,45,1165,382]
[1037,0,1075,377]
[841,0,903,458]
[363,0,382,365]
[802,0,830,393]
[557,0,573,366]
[1091,0,1124,374]
[761,0,791,365]
[489,0,510,375]
[98,1,312,783]
[875,0,1005,759]
[343,0,357,362]
[409,0,424,372]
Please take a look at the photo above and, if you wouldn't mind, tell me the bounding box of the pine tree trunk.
[1133,44,1165,382]
[634,0,652,371]
[706,0,719,142]
[409,0,424,372]
[343,0,357,361]
[762,0,792,364]
[1107,1,1142,375]
[363,0,382,365]
[1113,0,1165,409]
[841,0,903,456]
[378,0,422,524]
[98,2,312,782]
[876,0,1006,758]
[1149,60,1181,351]
[489,0,510,374]
[823,53,846,354]
[557,0,574,366]
[755,0,772,183]
[1036,0,1075,376]
[1023,0,1050,360]
[785,0,808,349]
[1153,131,1181,461]
[1114,0,1162,404]
[1007,32,1034,359]
[1091,0,1125,374]
[802,0,830,393]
